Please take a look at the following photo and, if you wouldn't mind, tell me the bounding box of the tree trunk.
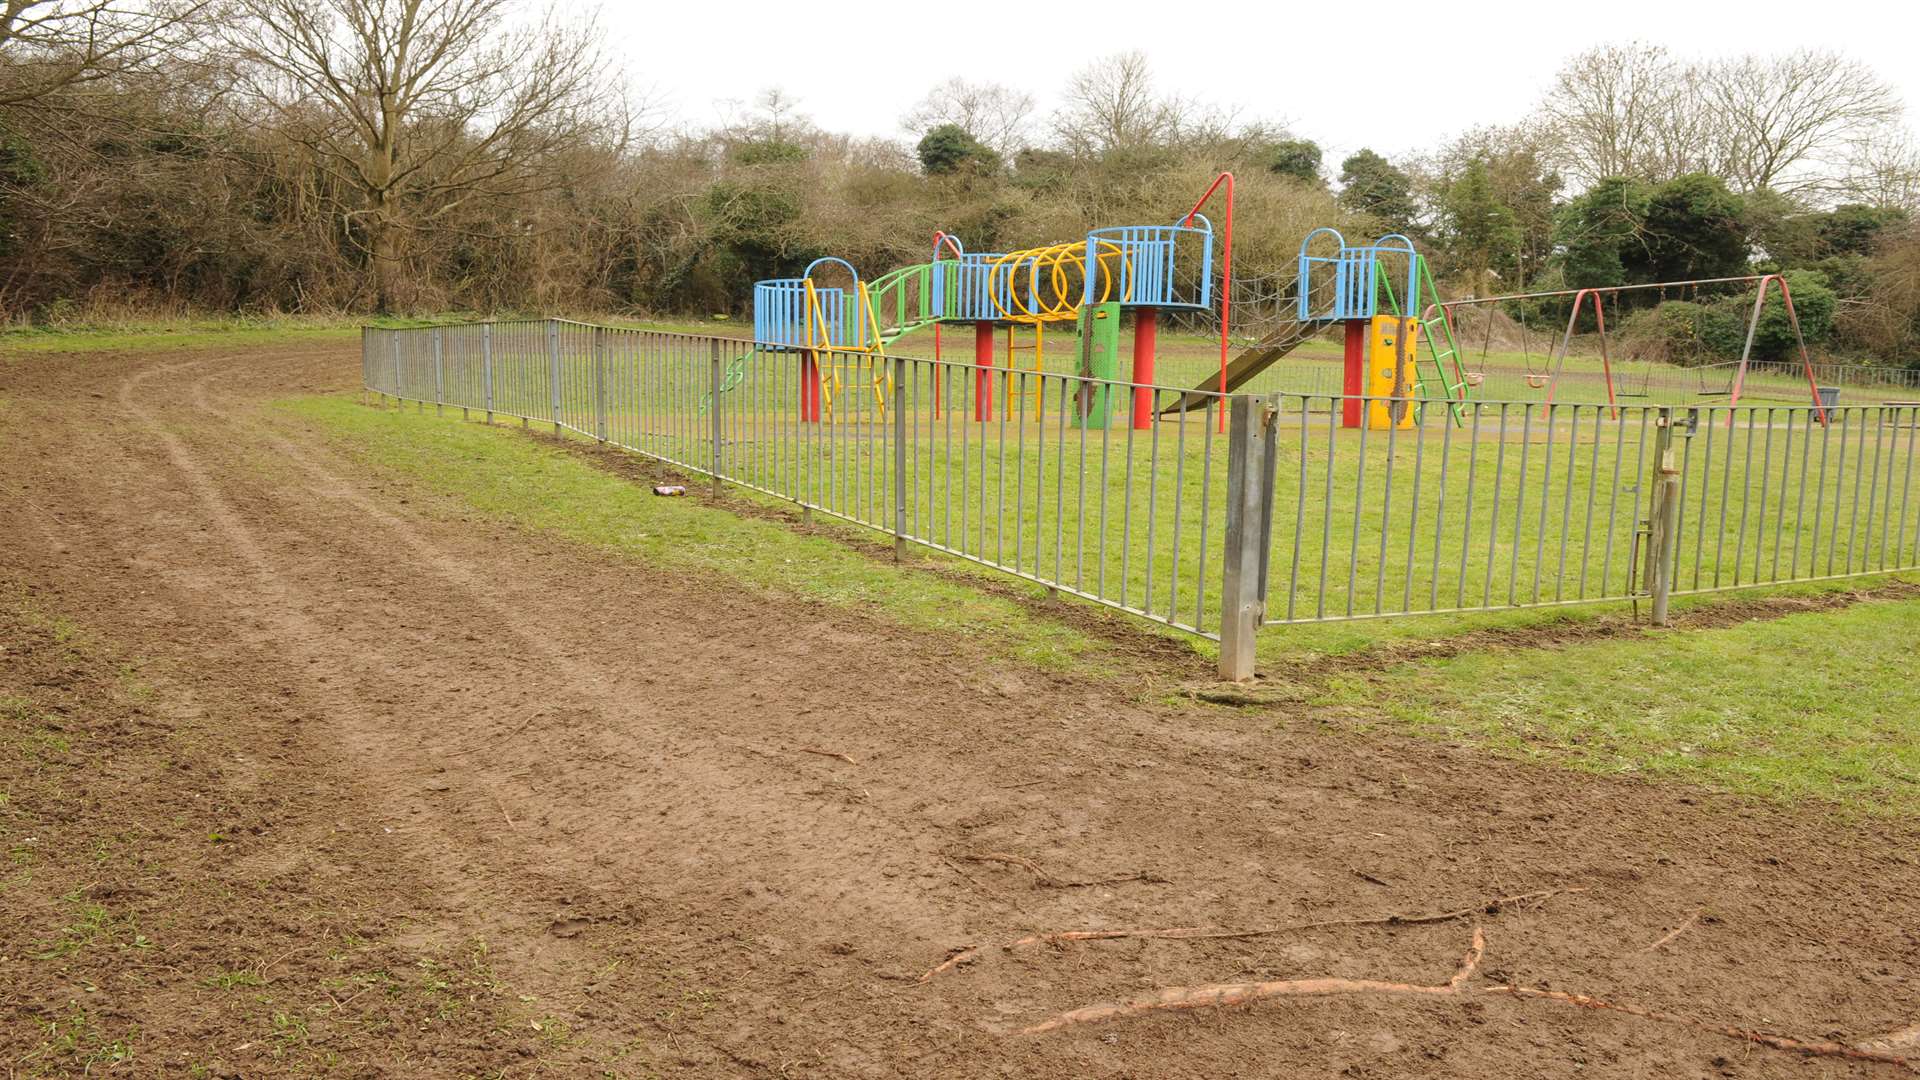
[369,210,403,314]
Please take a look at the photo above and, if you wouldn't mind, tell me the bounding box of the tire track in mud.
[177,362,1049,942]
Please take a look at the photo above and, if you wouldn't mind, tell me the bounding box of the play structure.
[738,171,1833,428]
[1289,228,1469,427]
[745,178,1226,430]
[1427,274,1827,417]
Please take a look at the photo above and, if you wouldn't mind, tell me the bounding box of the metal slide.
[1155,321,1323,414]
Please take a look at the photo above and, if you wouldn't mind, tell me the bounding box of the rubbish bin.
[1815,386,1840,424]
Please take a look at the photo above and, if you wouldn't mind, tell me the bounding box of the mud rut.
[3,343,1918,1077]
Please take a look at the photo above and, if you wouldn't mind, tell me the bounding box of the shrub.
[1619,301,1713,366]
[1698,270,1836,361]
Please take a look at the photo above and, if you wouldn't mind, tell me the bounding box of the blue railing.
[1297,229,1419,322]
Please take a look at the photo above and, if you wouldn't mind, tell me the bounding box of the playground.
[362,175,1920,678]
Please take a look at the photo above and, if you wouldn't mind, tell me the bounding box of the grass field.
[370,323,1920,658]
[1330,592,1920,814]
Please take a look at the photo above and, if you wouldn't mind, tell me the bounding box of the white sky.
[602,0,1920,162]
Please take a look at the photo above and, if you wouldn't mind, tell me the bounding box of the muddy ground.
[1,343,1916,1077]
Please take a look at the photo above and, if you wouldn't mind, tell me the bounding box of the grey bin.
[1815,386,1840,425]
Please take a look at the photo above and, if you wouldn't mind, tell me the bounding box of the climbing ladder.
[1298,228,1472,426]
[1378,259,1472,425]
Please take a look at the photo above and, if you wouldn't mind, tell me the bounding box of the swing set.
[1428,273,1829,420]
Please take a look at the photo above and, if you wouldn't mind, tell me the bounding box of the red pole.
[933,230,950,412]
[1342,319,1366,429]
[1179,172,1234,434]
[974,321,994,422]
[800,349,821,422]
[1592,292,1617,418]
[1776,275,1827,424]
[1132,307,1158,430]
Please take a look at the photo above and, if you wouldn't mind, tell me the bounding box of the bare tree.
[1536,43,1698,186]
[225,0,619,311]
[1701,50,1903,195]
[1051,51,1181,156]
[0,0,210,106]
[900,77,1033,157]
[1836,129,1920,212]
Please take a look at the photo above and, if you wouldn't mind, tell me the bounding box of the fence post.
[481,323,495,423]
[547,321,562,434]
[1645,407,1682,625]
[709,338,724,497]
[893,354,907,562]
[593,325,608,443]
[1219,394,1279,681]
[390,333,402,405]
[432,328,445,416]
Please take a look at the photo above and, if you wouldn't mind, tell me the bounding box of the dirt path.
[3,343,1918,1077]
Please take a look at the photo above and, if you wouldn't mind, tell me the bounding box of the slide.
[1157,322,1323,414]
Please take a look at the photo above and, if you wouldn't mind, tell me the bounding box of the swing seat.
[1525,374,1551,389]
[1464,372,1484,388]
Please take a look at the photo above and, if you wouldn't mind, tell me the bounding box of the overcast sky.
[602,0,1920,162]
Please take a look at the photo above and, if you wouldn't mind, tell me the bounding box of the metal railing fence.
[1259,399,1920,627]
[363,321,1920,678]
[365,320,1226,637]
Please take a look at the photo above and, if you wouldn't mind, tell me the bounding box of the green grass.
[277,394,1126,672]
[0,311,746,359]
[1331,593,1920,814]
[374,330,1920,664]
[0,316,365,356]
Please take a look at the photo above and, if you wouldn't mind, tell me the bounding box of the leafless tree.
[224,0,620,311]
[1051,51,1182,156]
[1536,43,1699,186]
[1701,50,1903,196]
[900,77,1033,157]
[1539,44,1906,199]
[1836,129,1920,212]
[0,0,210,106]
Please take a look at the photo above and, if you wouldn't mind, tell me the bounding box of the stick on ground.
[957,852,1165,890]
[1638,908,1704,953]
[917,947,979,983]
[1021,927,1485,1034]
[1002,886,1583,952]
[1017,928,1918,1072]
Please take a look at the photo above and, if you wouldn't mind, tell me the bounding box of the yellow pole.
[1034,321,1046,422]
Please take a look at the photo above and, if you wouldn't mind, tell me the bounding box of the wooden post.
[1219,395,1279,680]
[1645,408,1682,625]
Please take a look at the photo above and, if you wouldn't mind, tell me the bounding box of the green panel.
[1072,302,1121,429]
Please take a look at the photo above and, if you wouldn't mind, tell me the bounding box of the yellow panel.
[1366,315,1419,429]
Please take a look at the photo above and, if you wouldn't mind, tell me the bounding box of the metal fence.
[1257,398,1920,629]
[365,320,1226,639]
[363,320,1920,678]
